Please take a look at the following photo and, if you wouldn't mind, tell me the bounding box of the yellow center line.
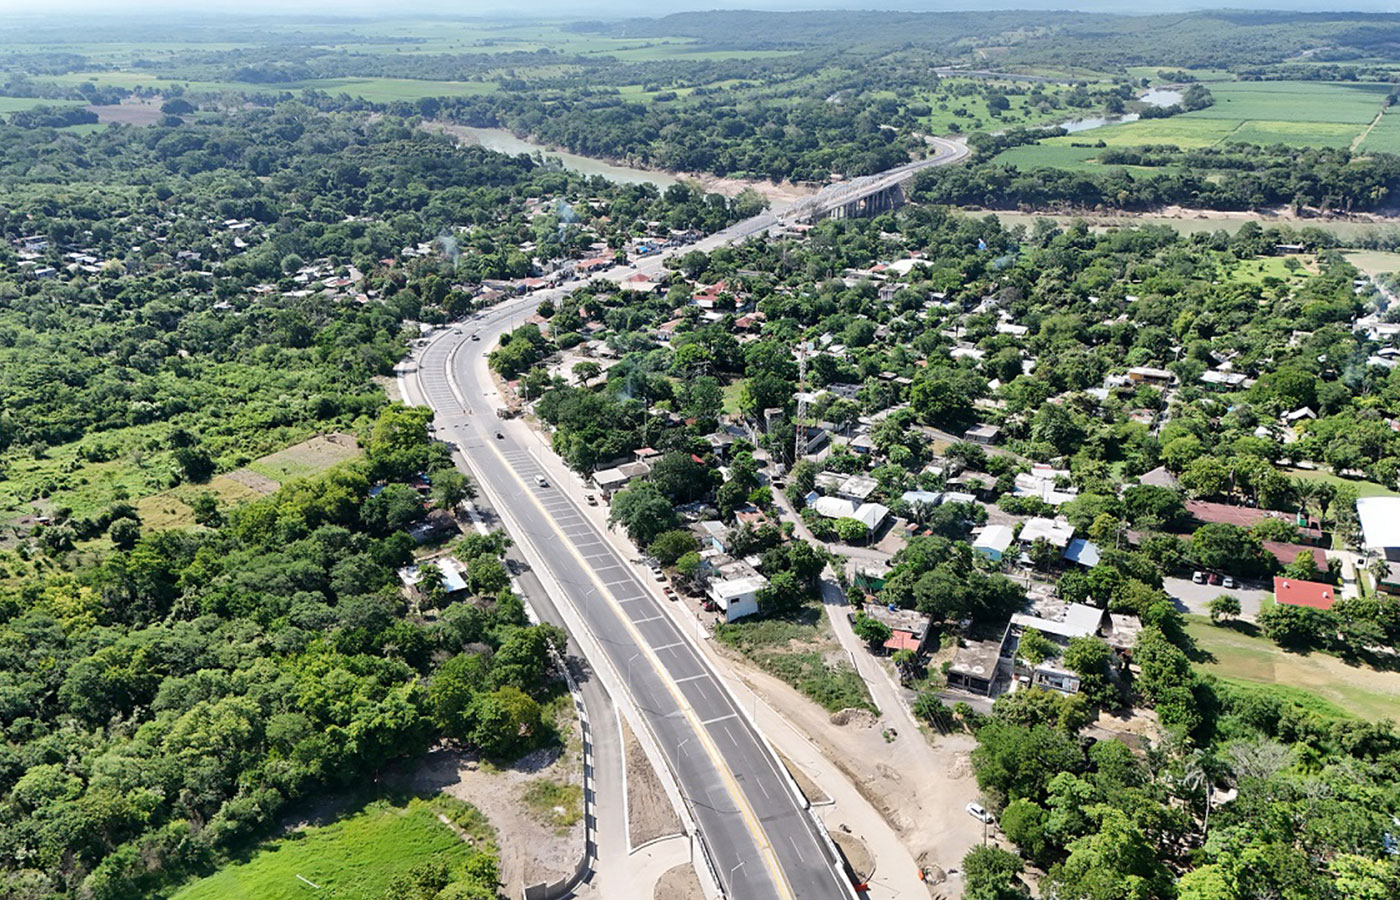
[439,337,797,900]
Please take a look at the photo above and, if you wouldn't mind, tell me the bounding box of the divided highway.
[399,139,969,898]
[406,307,851,900]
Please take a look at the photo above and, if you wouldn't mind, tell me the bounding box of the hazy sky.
[0,0,1395,16]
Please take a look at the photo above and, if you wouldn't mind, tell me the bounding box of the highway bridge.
[784,136,969,223]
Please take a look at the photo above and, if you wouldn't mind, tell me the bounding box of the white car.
[1222,575,1237,589]
[534,474,548,488]
[966,802,994,824]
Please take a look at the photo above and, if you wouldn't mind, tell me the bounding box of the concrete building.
[973,525,1016,563]
[707,575,767,622]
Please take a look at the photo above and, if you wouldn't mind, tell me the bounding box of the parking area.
[1164,576,1270,621]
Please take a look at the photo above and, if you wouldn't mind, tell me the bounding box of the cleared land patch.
[1185,616,1400,722]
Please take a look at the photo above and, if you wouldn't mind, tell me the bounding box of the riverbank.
[424,121,817,207]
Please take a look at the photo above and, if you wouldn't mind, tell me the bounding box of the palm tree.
[1180,747,1226,840]
[1292,477,1317,523]
[1368,555,1393,592]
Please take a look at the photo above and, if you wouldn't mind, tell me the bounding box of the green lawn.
[171,796,487,900]
[1281,467,1399,499]
[1185,616,1400,722]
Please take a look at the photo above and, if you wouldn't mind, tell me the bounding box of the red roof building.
[1273,576,1337,611]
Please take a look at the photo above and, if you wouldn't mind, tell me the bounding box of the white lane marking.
[632,614,664,624]
[674,673,713,684]
[701,713,738,726]
[787,835,806,863]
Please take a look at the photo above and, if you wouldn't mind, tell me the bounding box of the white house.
[707,575,767,622]
[974,525,1016,563]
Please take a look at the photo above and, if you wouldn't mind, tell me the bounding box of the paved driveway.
[1164,576,1269,621]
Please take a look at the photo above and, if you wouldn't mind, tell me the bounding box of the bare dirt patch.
[623,718,683,848]
[222,468,280,494]
[777,750,830,805]
[726,654,986,878]
[654,862,704,900]
[87,98,164,125]
[246,432,360,484]
[829,828,876,882]
[385,740,584,898]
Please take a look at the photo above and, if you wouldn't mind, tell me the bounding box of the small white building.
[707,574,767,622]
[974,525,1016,562]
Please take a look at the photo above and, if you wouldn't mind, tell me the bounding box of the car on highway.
[470,333,479,341]
[453,328,461,334]
[966,803,994,824]
[535,474,548,488]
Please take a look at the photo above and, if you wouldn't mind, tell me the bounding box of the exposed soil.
[87,98,164,125]
[829,829,876,882]
[623,718,683,848]
[384,736,584,897]
[221,468,280,494]
[777,750,831,805]
[724,654,986,879]
[654,862,705,900]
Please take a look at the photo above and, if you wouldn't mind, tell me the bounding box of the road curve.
[399,140,969,899]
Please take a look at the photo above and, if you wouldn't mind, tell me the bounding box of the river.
[1056,87,1182,134]
[437,124,680,189]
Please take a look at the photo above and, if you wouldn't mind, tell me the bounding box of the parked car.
[966,803,994,824]
[1222,575,1237,589]
[534,474,548,488]
[1208,572,1222,586]
[496,431,504,439]
[585,493,597,506]
[1192,571,1206,584]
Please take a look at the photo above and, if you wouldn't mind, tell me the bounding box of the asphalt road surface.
[408,309,852,900]
[398,142,971,899]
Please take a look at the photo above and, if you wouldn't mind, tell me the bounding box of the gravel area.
[623,719,683,848]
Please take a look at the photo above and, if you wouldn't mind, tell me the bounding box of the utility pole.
[793,341,809,468]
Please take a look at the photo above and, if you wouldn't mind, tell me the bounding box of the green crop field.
[44,71,500,102]
[1186,80,1390,124]
[1359,105,1400,154]
[0,96,83,113]
[170,797,482,900]
[998,80,1398,163]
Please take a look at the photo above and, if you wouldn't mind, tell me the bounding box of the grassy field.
[1186,616,1400,722]
[1280,467,1400,499]
[0,96,84,113]
[997,80,1400,165]
[44,71,499,102]
[981,209,1400,243]
[1223,254,1316,288]
[1342,249,1400,278]
[170,796,486,900]
[0,429,360,538]
[715,605,875,714]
